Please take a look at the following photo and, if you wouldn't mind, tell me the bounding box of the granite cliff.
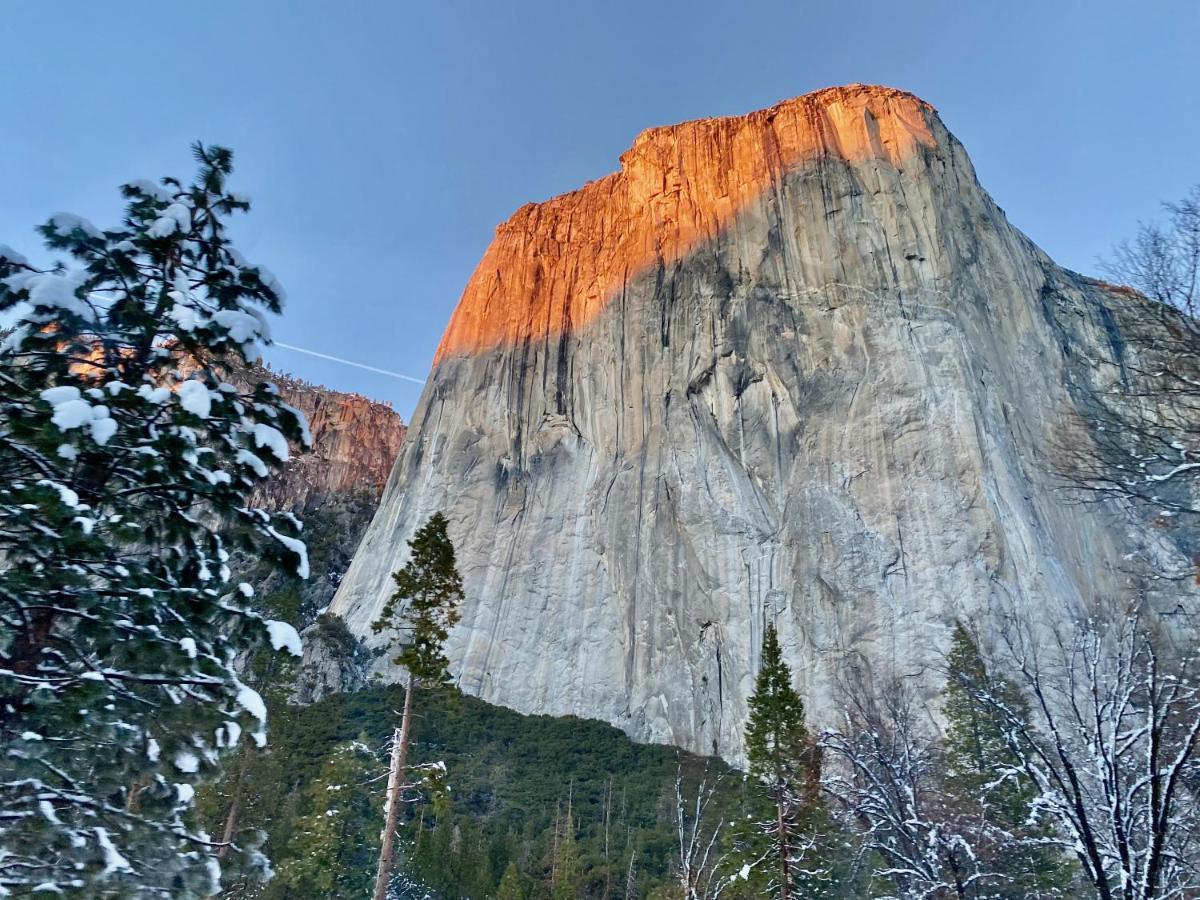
[232,364,407,513]
[330,84,1189,760]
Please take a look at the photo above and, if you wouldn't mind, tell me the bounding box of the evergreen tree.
[370,512,464,899]
[374,511,464,682]
[941,623,1071,897]
[497,860,526,900]
[742,624,826,900]
[553,811,583,900]
[197,585,305,894]
[270,739,381,899]
[501,864,530,897]
[0,145,307,895]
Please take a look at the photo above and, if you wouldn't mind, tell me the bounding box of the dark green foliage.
[372,512,464,683]
[498,861,527,900]
[553,811,583,900]
[745,624,813,790]
[941,624,1073,898]
[270,739,381,898]
[199,680,752,899]
[943,624,1033,820]
[739,624,836,898]
[193,494,371,898]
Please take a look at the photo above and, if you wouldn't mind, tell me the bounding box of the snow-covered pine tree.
[0,144,308,896]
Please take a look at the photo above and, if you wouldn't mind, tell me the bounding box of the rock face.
[238,365,407,513]
[292,615,377,704]
[331,84,1185,760]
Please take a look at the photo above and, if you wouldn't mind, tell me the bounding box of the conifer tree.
[553,810,583,900]
[0,145,307,895]
[941,623,1070,897]
[272,739,381,898]
[943,624,1034,818]
[742,624,823,900]
[199,587,304,891]
[497,860,526,900]
[370,512,464,900]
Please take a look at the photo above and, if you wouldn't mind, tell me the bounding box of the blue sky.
[3,1,1197,417]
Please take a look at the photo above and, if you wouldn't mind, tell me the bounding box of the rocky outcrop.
[331,84,1192,761]
[235,364,407,513]
[293,615,376,703]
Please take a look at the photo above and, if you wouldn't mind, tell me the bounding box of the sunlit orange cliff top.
[434,84,940,363]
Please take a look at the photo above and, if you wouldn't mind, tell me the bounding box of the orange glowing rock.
[435,84,937,362]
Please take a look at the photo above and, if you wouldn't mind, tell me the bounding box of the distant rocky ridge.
[229,362,407,514]
[331,84,1194,762]
[211,361,407,700]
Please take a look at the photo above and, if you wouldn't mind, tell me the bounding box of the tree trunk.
[551,799,562,888]
[0,608,55,725]
[603,777,612,900]
[217,792,241,859]
[372,673,416,900]
[216,756,246,858]
[776,785,791,900]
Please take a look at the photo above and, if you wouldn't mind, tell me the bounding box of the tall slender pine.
[369,512,463,900]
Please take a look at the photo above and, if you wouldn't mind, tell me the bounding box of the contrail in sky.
[273,341,427,385]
